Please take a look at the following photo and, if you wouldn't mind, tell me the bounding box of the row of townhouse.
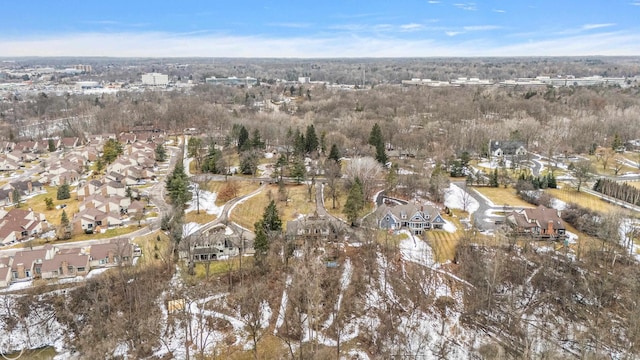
[68,137,159,235]
[0,208,48,246]
[0,238,135,287]
[0,137,81,155]
[0,180,45,207]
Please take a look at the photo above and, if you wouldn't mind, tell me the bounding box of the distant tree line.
[593,178,640,206]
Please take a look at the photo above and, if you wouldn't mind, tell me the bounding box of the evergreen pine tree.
[305,124,318,154]
[328,144,341,163]
[344,178,365,226]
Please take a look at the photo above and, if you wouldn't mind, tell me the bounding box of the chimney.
[17,263,25,278]
[547,220,554,235]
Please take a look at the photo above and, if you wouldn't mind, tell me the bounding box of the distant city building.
[76,81,100,90]
[74,64,92,73]
[205,76,257,87]
[141,73,169,86]
[298,76,310,84]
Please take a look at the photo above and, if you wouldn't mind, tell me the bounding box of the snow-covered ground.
[186,189,224,216]
[399,231,435,267]
[444,184,479,214]
[551,198,568,211]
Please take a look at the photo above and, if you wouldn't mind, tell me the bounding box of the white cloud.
[463,25,501,31]
[428,0,440,3]
[630,1,640,5]
[400,23,424,31]
[453,3,477,11]
[1,30,640,57]
[582,23,616,30]
[492,9,506,13]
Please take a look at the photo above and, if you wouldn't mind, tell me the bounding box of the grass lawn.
[132,230,171,267]
[20,186,81,227]
[323,190,350,221]
[625,181,640,190]
[231,184,316,231]
[547,185,634,215]
[186,256,255,280]
[184,210,217,224]
[203,180,261,206]
[473,186,534,208]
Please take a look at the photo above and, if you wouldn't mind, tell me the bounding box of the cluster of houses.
[0,137,80,172]
[0,208,48,246]
[69,132,164,235]
[0,129,167,242]
[0,238,137,288]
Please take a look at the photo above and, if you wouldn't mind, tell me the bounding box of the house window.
[68,266,75,273]
[36,267,41,274]
[77,267,85,272]
[25,270,31,277]
[99,259,106,264]
[12,271,18,279]
[96,221,102,226]
[87,223,93,229]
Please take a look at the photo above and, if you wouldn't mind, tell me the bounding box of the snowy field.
[186,189,223,216]
[444,184,479,214]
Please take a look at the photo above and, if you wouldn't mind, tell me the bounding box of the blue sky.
[2,0,640,57]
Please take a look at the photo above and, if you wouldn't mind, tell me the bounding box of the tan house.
[10,247,56,280]
[507,205,566,240]
[40,253,90,279]
[89,238,133,267]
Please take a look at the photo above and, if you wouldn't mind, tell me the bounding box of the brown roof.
[0,267,10,281]
[90,238,131,260]
[12,249,48,270]
[524,205,565,231]
[41,253,89,272]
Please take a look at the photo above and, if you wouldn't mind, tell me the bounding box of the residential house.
[40,253,90,279]
[96,181,126,198]
[77,179,103,200]
[60,137,79,149]
[89,238,133,267]
[13,141,38,153]
[180,228,240,262]
[0,141,15,153]
[10,247,55,281]
[0,257,13,287]
[506,205,566,240]
[286,213,346,241]
[489,140,527,159]
[71,208,122,235]
[0,156,19,171]
[0,208,48,245]
[9,180,44,197]
[118,133,137,144]
[376,202,445,235]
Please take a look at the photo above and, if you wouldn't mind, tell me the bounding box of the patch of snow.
[444,184,479,214]
[551,198,567,211]
[399,231,434,267]
[260,300,272,329]
[264,152,274,159]
[443,219,457,233]
[86,267,111,279]
[186,189,223,216]
[398,168,414,175]
[344,349,370,360]
[183,222,201,237]
[274,275,292,334]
